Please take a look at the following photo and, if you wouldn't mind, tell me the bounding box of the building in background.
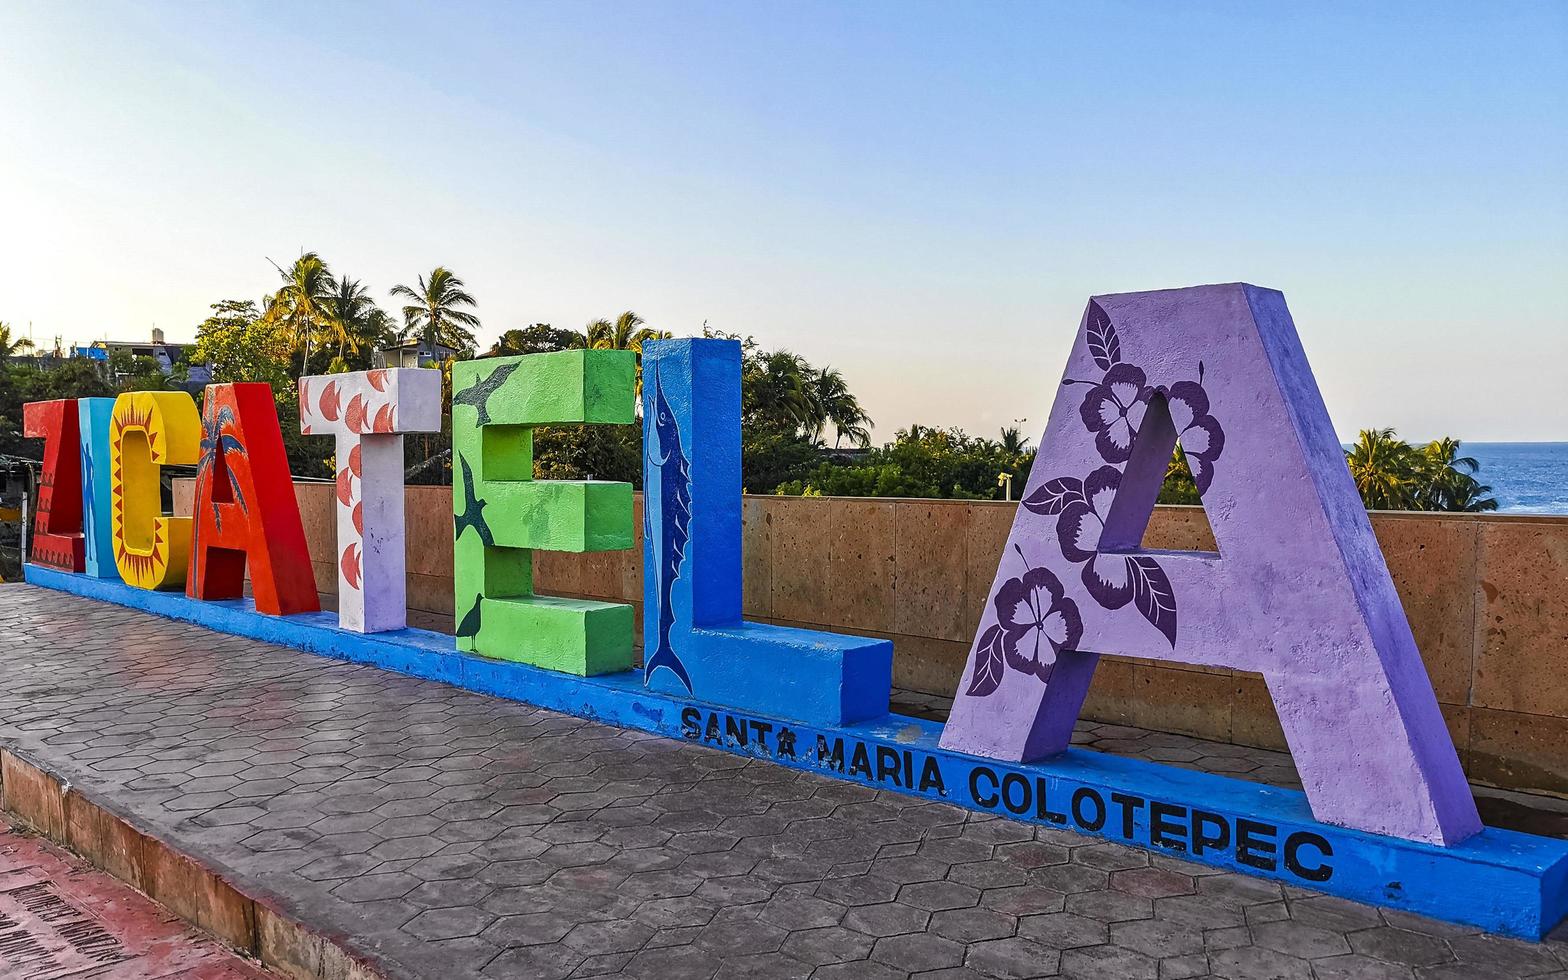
[374,337,458,369]
[76,328,211,389]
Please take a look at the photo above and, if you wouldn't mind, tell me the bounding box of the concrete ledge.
[647,622,894,725]
[24,562,1568,940]
[0,744,383,979]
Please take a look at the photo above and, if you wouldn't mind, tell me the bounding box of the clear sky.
[2,1,1564,442]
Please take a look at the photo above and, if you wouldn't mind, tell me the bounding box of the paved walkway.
[1,584,1566,980]
[0,815,273,978]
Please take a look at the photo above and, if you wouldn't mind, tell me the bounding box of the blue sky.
[2,1,1564,441]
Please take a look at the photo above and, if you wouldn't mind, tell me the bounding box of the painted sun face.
[109,392,199,590]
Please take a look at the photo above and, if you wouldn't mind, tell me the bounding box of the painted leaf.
[372,403,395,433]
[966,624,1008,697]
[367,369,388,391]
[1128,556,1178,646]
[1086,300,1121,371]
[1022,476,1085,516]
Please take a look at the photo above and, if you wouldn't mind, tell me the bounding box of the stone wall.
[174,480,1568,798]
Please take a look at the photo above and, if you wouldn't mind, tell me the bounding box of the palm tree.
[809,367,872,448]
[1346,428,1417,510]
[391,267,480,358]
[743,350,819,436]
[1417,437,1498,512]
[323,276,394,368]
[999,426,1030,456]
[262,252,337,376]
[581,311,670,399]
[0,321,36,359]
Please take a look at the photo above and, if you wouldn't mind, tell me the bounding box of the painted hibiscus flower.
[965,550,1083,697]
[1164,377,1225,494]
[1055,466,1134,608]
[993,562,1083,677]
[1078,363,1151,464]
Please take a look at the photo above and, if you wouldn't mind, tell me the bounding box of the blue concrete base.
[22,562,1568,940]
[647,622,893,726]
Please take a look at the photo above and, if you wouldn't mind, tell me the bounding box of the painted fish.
[644,366,694,692]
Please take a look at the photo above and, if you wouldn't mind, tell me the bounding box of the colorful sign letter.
[299,369,441,632]
[22,400,85,571]
[78,398,119,578]
[451,351,635,674]
[187,383,318,615]
[939,284,1480,845]
[110,391,200,590]
[641,338,893,726]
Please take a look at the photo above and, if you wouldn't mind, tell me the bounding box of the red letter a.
[187,383,319,615]
[22,399,85,571]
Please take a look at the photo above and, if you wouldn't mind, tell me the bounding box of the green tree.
[582,311,670,400]
[489,324,582,357]
[1158,448,1201,505]
[1344,428,1497,512]
[1346,427,1417,509]
[391,267,480,356]
[0,322,35,358]
[810,367,872,449]
[262,252,337,376]
[322,277,394,370]
[1414,437,1498,512]
[189,300,291,388]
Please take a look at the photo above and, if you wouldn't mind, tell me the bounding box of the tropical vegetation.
[0,271,1500,515]
[1346,429,1498,512]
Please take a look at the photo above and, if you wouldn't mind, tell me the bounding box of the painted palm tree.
[262,252,337,376]
[193,405,246,534]
[391,267,481,357]
[0,321,35,358]
[1346,428,1417,510]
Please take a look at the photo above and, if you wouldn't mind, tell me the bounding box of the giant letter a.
[939,284,1481,846]
[187,383,318,615]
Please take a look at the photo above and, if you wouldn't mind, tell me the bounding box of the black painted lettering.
[1109,792,1146,840]
[1236,819,1278,871]
[1283,831,1333,882]
[849,742,873,779]
[970,767,1000,808]
[1071,788,1106,831]
[680,707,701,739]
[918,758,945,795]
[749,720,773,752]
[876,746,903,787]
[1149,802,1188,853]
[1192,810,1230,856]
[816,735,844,771]
[1000,773,1031,816]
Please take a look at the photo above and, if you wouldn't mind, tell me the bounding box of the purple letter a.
[939,284,1480,846]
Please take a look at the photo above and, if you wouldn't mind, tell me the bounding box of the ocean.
[1464,443,1568,515]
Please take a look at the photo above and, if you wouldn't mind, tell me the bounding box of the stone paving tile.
[1,584,1567,979]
